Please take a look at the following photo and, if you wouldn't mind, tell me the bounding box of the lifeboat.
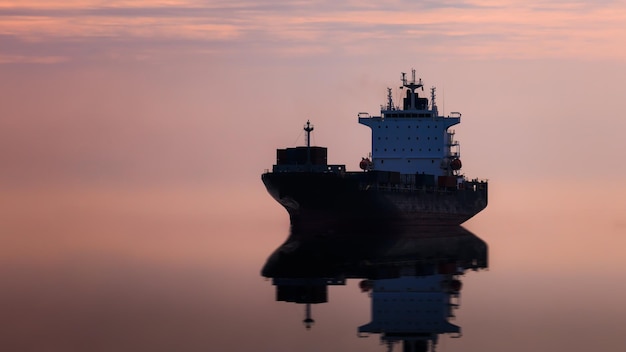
[359,157,372,171]
[450,158,462,170]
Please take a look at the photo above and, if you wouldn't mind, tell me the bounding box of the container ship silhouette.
[262,70,488,227]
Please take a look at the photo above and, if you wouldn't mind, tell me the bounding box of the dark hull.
[261,224,488,279]
[262,171,488,228]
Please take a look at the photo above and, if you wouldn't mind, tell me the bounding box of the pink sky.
[2,0,626,265]
[1,3,626,349]
[1,0,625,245]
[1,0,625,188]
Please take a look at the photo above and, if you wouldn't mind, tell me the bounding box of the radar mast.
[400,69,424,110]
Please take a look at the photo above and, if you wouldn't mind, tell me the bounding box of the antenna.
[430,86,438,115]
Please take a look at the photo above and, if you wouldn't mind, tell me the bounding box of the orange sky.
[1,1,624,237]
[0,1,624,178]
[2,0,626,277]
[1,1,626,62]
[2,0,623,59]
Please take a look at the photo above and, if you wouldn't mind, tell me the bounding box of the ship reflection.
[261,225,488,352]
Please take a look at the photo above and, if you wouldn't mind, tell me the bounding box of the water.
[263,224,487,352]
[1,182,625,351]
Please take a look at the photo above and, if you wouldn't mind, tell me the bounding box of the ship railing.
[359,180,487,193]
[464,177,488,182]
[460,179,488,192]
[270,164,346,174]
[360,183,454,194]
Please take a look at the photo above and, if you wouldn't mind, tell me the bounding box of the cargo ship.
[262,70,487,227]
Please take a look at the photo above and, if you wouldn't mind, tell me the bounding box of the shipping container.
[277,147,328,165]
[438,176,457,188]
[415,173,436,187]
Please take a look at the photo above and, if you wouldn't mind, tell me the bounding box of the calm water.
[1,183,625,351]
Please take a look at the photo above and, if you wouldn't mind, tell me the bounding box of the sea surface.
[1,181,625,352]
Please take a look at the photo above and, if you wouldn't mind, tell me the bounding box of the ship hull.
[262,171,487,228]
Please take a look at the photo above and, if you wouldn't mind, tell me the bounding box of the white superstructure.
[359,70,462,176]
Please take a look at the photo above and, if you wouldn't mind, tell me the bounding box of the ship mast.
[304,120,314,164]
[430,86,438,115]
[386,88,394,110]
[400,69,424,110]
[304,120,314,148]
[303,303,315,330]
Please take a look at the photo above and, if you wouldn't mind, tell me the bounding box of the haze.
[1,1,626,351]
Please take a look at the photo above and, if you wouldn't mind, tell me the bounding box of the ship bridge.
[359,69,461,177]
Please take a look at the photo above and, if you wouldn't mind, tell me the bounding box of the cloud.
[0,54,68,64]
[0,0,625,64]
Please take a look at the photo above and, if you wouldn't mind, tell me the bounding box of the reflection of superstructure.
[261,224,487,351]
[262,69,488,228]
[358,269,466,352]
